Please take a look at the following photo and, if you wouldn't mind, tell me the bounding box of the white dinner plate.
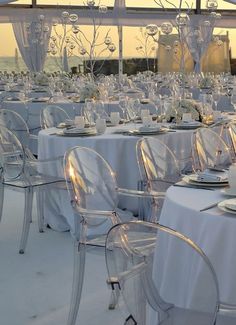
[182,175,228,187]
[56,122,74,129]
[127,127,169,136]
[218,199,236,215]
[139,125,163,132]
[171,122,202,130]
[63,127,97,137]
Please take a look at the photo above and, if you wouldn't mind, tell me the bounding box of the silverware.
[173,184,215,191]
[200,202,221,212]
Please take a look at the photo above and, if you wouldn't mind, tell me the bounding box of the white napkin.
[225,199,236,211]
[197,171,227,182]
[139,125,161,132]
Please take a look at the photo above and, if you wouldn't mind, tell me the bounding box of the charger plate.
[182,175,228,187]
[218,199,236,215]
[171,122,202,130]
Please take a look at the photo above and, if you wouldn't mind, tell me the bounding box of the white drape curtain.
[158,34,230,74]
[181,16,215,73]
[12,21,52,72]
[202,35,231,73]
[158,35,194,73]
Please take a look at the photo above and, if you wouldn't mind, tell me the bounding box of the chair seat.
[4,174,65,189]
[159,306,236,325]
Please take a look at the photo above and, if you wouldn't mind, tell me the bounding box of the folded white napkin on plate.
[225,199,236,211]
[197,172,227,182]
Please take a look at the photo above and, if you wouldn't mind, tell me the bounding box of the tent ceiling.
[0,6,236,28]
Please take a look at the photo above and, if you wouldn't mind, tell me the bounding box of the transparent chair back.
[40,105,70,129]
[64,146,119,232]
[0,125,25,180]
[192,128,232,171]
[137,138,181,193]
[136,138,180,221]
[226,122,236,161]
[83,99,96,125]
[105,221,219,325]
[0,109,30,150]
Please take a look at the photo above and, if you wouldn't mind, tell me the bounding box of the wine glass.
[56,80,64,96]
[84,98,95,125]
[212,89,221,110]
[231,92,236,111]
[95,100,108,120]
[118,96,128,120]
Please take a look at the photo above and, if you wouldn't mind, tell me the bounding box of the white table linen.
[38,125,195,232]
[1,99,158,154]
[159,186,236,302]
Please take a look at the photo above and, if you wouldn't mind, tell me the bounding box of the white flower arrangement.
[34,72,49,86]
[62,78,76,93]
[165,99,202,122]
[79,83,100,102]
[199,76,215,89]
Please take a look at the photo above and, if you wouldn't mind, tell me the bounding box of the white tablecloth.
[1,99,132,154]
[38,125,194,232]
[156,186,236,306]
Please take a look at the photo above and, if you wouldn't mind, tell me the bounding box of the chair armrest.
[117,187,165,199]
[219,302,236,315]
[29,134,38,140]
[75,205,116,219]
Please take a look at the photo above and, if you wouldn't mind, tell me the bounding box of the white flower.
[79,83,99,102]
[34,72,49,86]
[166,99,202,122]
[199,76,215,89]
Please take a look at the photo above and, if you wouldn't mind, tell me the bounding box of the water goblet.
[231,93,236,111]
[96,118,106,134]
[84,98,95,125]
[212,90,220,110]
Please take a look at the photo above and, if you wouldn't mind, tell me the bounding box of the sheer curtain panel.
[12,21,51,72]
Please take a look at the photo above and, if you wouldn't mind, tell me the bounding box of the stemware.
[84,98,95,125]
[56,80,64,96]
[95,100,108,120]
[231,92,236,111]
[212,89,221,110]
[118,96,129,120]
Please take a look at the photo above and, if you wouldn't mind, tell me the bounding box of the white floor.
[0,189,126,325]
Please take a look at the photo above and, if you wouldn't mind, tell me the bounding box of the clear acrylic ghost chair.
[64,146,165,325]
[0,126,65,254]
[40,105,70,129]
[0,109,36,159]
[136,138,181,222]
[106,221,236,325]
[224,122,236,162]
[191,128,232,172]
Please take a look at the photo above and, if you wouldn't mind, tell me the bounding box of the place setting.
[170,113,204,130]
[174,167,229,192]
[216,164,236,215]
[49,116,96,137]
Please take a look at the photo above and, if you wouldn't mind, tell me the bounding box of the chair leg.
[19,187,33,254]
[0,183,4,223]
[36,190,44,233]
[124,315,137,325]
[67,240,86,325]
[108,281,120,310]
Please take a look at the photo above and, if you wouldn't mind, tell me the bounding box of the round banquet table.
[1,99,157,154]
[38,124,195,232]
[157,185,236,305]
